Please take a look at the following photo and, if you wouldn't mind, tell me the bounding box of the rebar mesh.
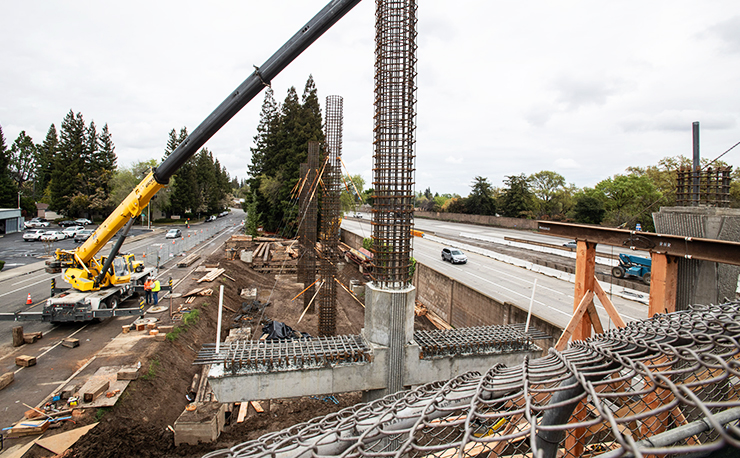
[371,0,417,289]
[202,302,740,457]
[319,95,343,336]
[675,166,732,207]
[298,142,320,312]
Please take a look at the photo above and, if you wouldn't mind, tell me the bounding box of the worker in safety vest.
[152,279,161,305]
[144,279,153,304]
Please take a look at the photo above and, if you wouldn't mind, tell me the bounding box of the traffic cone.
[26,293,32,305]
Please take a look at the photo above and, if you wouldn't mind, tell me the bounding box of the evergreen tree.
[95,124,117,195]
[466,176,497,215]
[9,130,37,192]
[166,127,200,216]
[499,174,535,218]
[0,125,18,208]
[51,110,86,214]
[36,124,58,200]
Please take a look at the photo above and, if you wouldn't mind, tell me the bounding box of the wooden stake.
[334,277,365,308]
[297,282,323,324]
[291,279,319,302]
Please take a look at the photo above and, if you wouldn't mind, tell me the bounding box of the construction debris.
[0,371,14,391]
[62,337,80,348]
[15,355,36,367]
[183,287,214,297]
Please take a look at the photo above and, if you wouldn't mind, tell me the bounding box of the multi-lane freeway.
[341,217,649,332]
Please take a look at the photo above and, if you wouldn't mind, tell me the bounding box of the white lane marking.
[15,324,88,374]
[11,273,51,286]
[0,275,58,298]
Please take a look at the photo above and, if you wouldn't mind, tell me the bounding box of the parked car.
[24,219,50,229]
[205,215,217,222]
[57,220,77,227]
[441,247,468,264]
[23,229,47,242]
[165,229,182,239]
[40,231,66,242]
[75,218,92,225]
[74,229,94,243]
[62,226,85,238]
[218,211,229,217]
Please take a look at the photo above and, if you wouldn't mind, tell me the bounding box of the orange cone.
[26,293,32,305]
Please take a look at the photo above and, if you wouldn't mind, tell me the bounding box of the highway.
[342,218,649,331]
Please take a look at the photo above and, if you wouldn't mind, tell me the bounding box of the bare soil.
[42,248,435,458]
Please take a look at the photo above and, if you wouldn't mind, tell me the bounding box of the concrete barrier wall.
[415,211,538,231]
[341,230,365,251]
[415,263,562,350]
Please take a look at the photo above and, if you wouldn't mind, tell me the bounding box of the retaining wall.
[415,211,538,231]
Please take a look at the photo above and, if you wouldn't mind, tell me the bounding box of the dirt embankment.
[64,251,429,458]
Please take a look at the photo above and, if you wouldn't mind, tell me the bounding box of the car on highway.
[62,226,85,238]
[23,229,47,241]
[24,218,50,229]
[165,229,182,239]
[57,220,78,227]
[40,231,66,242]
[75,218,93,225]
[74,229,94,243]
[562,241,577,249]
[441,247,467,264]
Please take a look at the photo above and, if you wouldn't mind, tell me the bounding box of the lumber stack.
[250,238,300,274]
[197,268,225,283]
[178,253,201,268]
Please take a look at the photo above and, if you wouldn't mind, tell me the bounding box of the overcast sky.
[2,1,740,196]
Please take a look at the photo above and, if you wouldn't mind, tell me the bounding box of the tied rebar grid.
[300,142,320,312]
[195,335,371,374]
[371,0,417,289]
[414,325,541,359]
[203,301,740,458]
[318,95,344,336]
[676,165,732,207]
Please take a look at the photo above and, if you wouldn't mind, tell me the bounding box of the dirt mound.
[67,248,417,457]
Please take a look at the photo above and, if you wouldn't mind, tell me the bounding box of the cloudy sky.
[2,1,739,196]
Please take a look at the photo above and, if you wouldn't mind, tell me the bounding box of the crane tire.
[612,266,626,278]
[642,273,651,285]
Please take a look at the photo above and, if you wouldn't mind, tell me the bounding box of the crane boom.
[49,0,363,291]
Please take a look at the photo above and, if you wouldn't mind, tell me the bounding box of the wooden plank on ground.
[237,402,248,423]
[250,401,264,413]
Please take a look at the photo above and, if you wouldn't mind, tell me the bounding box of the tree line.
[0,112,236,221]
[417,157,738,232]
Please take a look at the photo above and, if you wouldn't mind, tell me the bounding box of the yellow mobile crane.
[0,0,362,323]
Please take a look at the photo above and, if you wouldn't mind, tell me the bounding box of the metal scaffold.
[203,302,740,458]
[371,0,417,289]
[319,95,344,336]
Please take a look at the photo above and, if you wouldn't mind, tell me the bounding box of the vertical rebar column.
[318,96,343,336]
[304,142,319,312]
[372,0,417,289]
[692,121,700,206]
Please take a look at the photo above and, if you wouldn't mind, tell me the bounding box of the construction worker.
[152,278,161,305]
[144,278,153,304]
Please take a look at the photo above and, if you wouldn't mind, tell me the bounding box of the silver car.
[441,247,468,264]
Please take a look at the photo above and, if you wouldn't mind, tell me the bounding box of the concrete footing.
[174,402,227,446]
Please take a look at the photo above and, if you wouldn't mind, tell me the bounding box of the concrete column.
[362,282,416,401]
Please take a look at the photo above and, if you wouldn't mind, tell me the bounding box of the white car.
[24,220,50,229]
[165,229,182,239]
[23,229,46,242]
[40,231,66,242]
[62,226,85,238]
[75,218,92,225]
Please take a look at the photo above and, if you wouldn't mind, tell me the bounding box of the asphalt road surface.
[0,209,246,431]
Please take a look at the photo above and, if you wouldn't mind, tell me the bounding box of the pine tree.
[0,125,18,208]
[51,110,86,214]
[36,124,58,200]
[167,127,200,216]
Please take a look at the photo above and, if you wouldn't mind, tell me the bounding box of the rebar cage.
[371,0,417,289]
[675,166,732,207]
[203,302,740,457]
[319,95,344,336]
